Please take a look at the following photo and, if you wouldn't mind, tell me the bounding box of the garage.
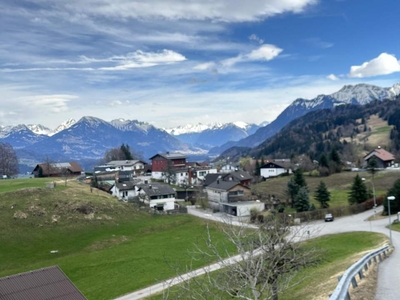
[222,201,265,217]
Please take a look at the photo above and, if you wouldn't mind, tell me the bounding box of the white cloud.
[348,53,400,78]
[327,74,339,81]
[58,0,318,22]
[249,34,264,44]
[87,50,186,70]
[222,44,283,67]
[193,62,217,70]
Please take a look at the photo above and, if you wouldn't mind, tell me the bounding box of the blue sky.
[1,0,399,129]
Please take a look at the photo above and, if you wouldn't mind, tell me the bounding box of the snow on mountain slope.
[110,118,153,133]
[166,122,257,135]
[53,118,76,135]
[27,124,53,136]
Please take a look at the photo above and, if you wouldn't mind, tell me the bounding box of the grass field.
[148,232,388,299]
[0,179,229,300]
[253,170,400,209]
[0,177,66,193]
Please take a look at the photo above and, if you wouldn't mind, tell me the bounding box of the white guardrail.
[329,244,390,300]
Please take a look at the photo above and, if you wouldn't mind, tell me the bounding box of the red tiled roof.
[365,148,395,162]
[0,266,86,300]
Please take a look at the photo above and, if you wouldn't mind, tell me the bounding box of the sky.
[1,0,400,130]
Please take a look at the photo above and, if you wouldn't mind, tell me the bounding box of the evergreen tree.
[294,187,310,212]
[384,179,400,214]
[293,168,307,191]
[120,144,133,160]
[314,181,330,208]
[330,148,341,164]
[319,153,329,168]
[255,160,261,176]
[348,174,368,205]
[286,178,299,208]
[261,156,265,168]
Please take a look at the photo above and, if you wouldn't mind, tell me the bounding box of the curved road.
[115,207,400,300]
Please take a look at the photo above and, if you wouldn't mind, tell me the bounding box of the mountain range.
[208,82,400,155]
[1,82,399,172]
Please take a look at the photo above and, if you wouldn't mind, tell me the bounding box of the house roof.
[0,266,86,300]
[223,171,253,181]
[137,183,176,196]
[203,173,223,186]
[32,162,83,175]
[149,152,186,160]
[207,180,249,191]
[106,160,145,167]
[261,162,285,169]
[364,148,395,162]
[115,181,136,191]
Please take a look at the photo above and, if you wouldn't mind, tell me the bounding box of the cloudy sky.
[1,0,399,129]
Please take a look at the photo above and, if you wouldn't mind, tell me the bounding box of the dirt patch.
[28,204,47,217]
[349,265,378,300]
[85,236,129,252]
[13,211,28,219]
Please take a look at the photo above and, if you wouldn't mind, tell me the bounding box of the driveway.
[114,207,400,300]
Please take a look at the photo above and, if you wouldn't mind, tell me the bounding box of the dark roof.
[115,181,136,191]
[203,173,223,187]
[137,183,176,196]
[149,152,186,160]
[223,171,253,181]
[32,162,83,176]
[207,180,249,191]
[0,266,86,300]
[261,162,285,169]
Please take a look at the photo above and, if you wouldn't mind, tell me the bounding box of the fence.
[329,244,390,300]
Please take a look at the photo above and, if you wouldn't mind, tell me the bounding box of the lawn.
[148,231,388,299]
[0,177,65,193]
[253,170,400,209]
[0,179,229,300]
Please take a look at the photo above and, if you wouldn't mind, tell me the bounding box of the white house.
[221,201,265,217]
[220,164,237,173]
[106,160,146,175]
[260,162,291,178]
[136,183,176,211]
[111,182,137,201]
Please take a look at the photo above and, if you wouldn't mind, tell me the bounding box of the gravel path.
[114,207,399,300]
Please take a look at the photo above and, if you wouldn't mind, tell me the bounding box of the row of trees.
[0,142,18,177]
[286,169,331,212]
[103,144,143,162]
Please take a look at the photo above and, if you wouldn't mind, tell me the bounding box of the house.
[174,166,218,186]
[221,201,265,217]
[136,182,176,211]
[0,266,86,300]
[111,181,137,201]
[105,160,146,175]
[364,147,395,168]
[32,162,83,178]
[220,164,237,173]
[221,171,253,187]
[260,161,292,178]
[205,179,252,210]
[149,152,187,180]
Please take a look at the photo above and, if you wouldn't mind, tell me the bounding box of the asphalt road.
[114,207,399,300]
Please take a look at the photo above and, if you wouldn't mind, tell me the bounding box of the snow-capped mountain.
[27,124,53,136]
[166,122,260,149]
[209,82,400,154]
[110,118,154,133]
[53,118,76,135]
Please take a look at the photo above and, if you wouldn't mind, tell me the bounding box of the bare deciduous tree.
[0,143,19,177]
[164,217,319,300]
